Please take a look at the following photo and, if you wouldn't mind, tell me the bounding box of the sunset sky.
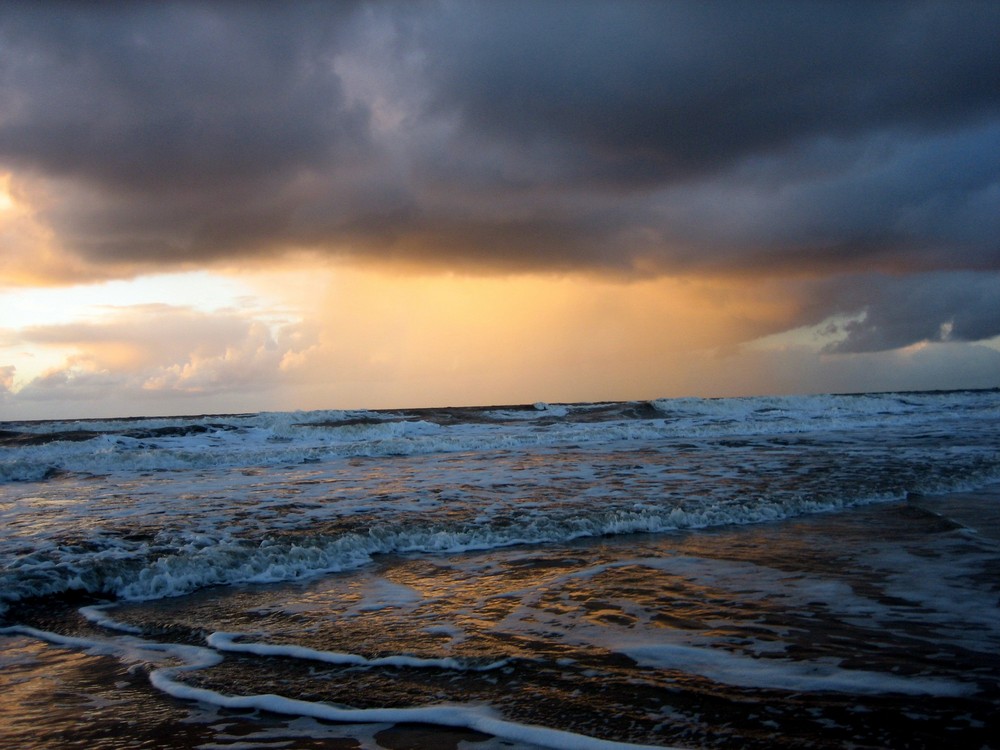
[2,1,999,420]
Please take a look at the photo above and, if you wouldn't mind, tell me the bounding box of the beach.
[2,392,999,748]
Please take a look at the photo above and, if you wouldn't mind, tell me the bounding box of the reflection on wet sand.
[6,493,995,749]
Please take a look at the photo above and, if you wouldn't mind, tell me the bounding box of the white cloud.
[2,294,320,418]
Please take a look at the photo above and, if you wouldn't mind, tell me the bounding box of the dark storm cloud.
[645,124,1000,274]
[1,1,999,352]
[805,272,1000,354]
[0,2,365,191]
[417,1,1000,184]
[0,1,370,263]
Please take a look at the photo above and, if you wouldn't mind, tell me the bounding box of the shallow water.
[2,391,999,748]
[4,493,1000,749]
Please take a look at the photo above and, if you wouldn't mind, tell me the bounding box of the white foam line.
[0,624,221,671]
[150,665,675,750]
[621,643,976,697]
[2,625,678,750]
[207,631,509,672]
[0,624,121,653]
[79,603,144,634]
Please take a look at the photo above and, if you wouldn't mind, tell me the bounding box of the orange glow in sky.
[5,255,995,421]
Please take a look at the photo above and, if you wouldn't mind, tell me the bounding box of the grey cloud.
[1,1,999,352]
[643,123,1000,275]
[0,2,367,193]
[797,272,1000,353]
[0,1,376,266]
[417,0,1000,185]
[14,368,123,403]
[0,364,14,396]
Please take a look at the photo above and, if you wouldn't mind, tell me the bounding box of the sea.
[1,390,998,749]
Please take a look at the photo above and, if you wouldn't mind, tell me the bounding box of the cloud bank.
[1,1,998,381]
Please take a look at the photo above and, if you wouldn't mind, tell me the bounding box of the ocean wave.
[2,389,998,620]
[3,390,997,483]
[0,484,953,617]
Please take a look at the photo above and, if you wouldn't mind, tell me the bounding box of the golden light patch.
[0,176,13,211]
[232,260,815,408]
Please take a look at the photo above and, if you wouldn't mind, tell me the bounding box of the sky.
[1,1,999,420]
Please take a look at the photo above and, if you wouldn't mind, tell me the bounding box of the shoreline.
[3,485,1000,749]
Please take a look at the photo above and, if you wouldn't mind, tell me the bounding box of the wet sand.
[3,488,999,749]
[0,635,511,749]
